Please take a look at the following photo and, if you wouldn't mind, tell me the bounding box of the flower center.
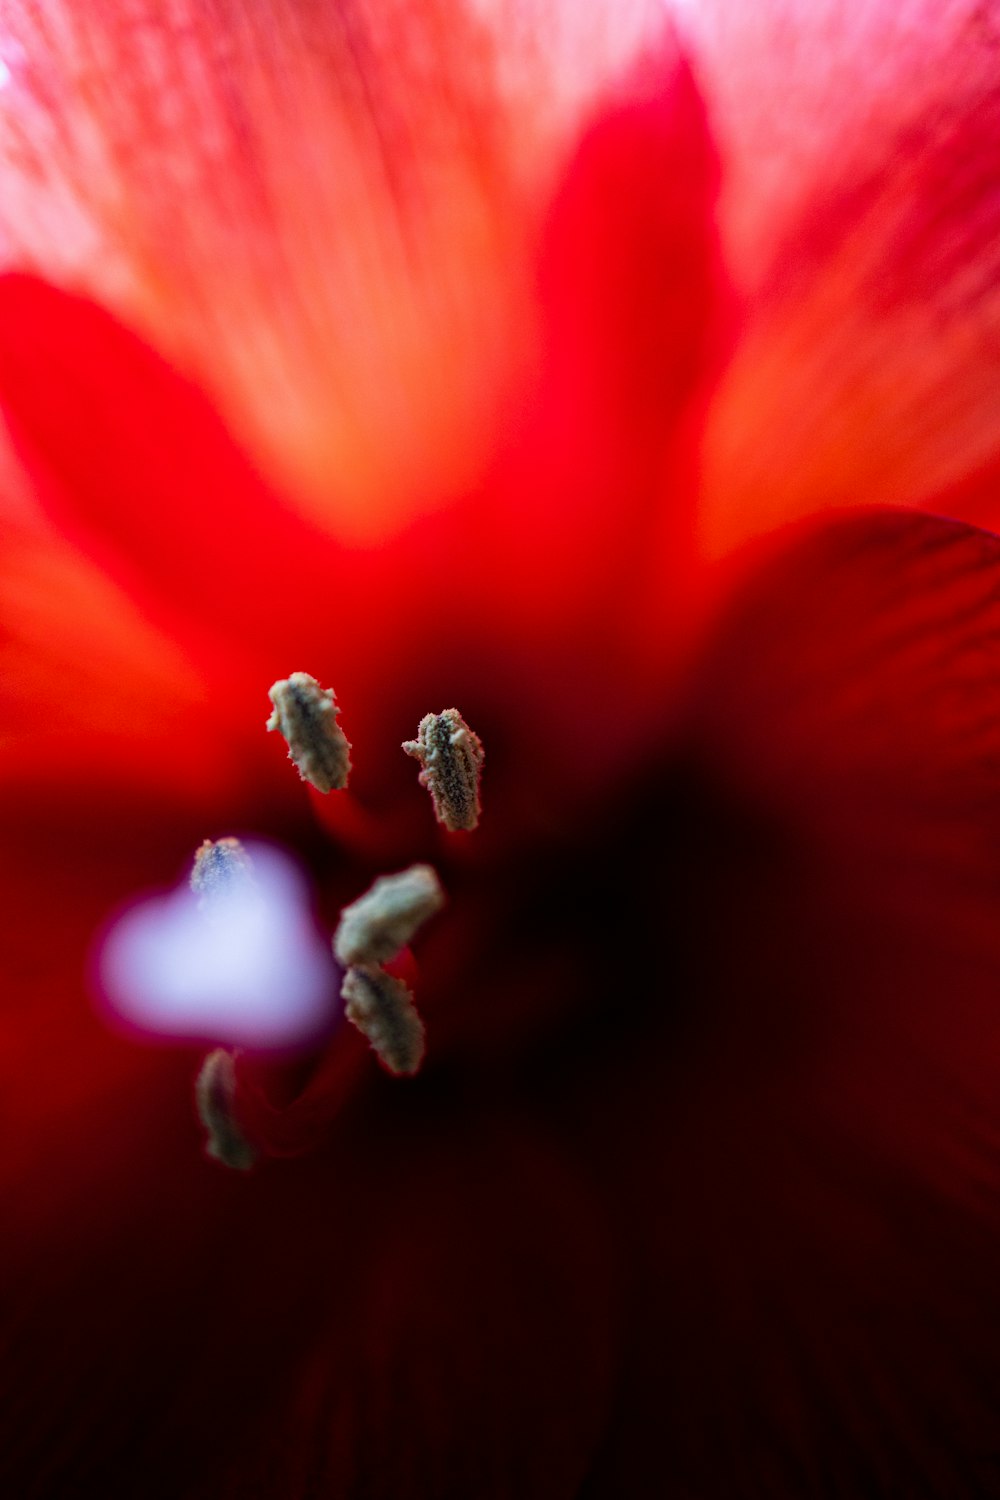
[111,672,486,1171]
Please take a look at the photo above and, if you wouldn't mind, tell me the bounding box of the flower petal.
[0,272,347,675]
[678,1,1000,551]
[192,1122,615,1500]
[689,509,1000,832]
[571,509,1000,1491]
[0,514,211,787]
[0,272,585,833]
[0,0,664,537]
[482,42,726,653]
[670,0,993,280]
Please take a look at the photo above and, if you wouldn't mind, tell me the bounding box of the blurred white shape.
[99,841,338,1049]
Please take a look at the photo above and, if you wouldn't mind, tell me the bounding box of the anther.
[341,964,426,1076]
[402,708,484,831]
[195,1048,257,1171]
[190,837,254,907]
[267,672,352,793]
[334,864,445,968]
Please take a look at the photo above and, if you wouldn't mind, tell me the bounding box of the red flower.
[3,4,1000,1497]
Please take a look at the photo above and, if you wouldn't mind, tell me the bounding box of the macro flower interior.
[3,2,1000,1496]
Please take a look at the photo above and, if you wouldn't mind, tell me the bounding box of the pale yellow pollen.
[341,964,426,1076]
[333,864,445,968]
[194,1048,257,1171]
[402,708,484,831]
[267,672,352,793]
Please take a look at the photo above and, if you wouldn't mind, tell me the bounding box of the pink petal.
[0,0,666,538]
[674,1,1000,550]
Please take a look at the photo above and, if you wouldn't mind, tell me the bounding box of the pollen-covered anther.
[341,964,427,1076]
[190,837,255,910]
[195,1048,257,1171]
[267,672,352,793]
[402,708,484,831]
[334,863,445,968]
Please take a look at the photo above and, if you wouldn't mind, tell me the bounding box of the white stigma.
[190,836,255,908]
[98,840,338,1049]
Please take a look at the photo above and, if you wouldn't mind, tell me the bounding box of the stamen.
[195,1048,257,1171]
[402,708,484,831]
[267,672,352,793]
[333,863,445,968]
[341,964,426,1076]
[190,837,255,908]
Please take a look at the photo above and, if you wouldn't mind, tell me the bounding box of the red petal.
[688,2,1000,550]
[199,1122,614,1500]
[0,273,575,856]
[0,0,665,536]
[324,44,728,830]
[0,28,727,828]
[483,42,726,651]
[0,509,224,795]
[574,509,1000,1491]
[689,510,1000,833]
[0,273,344,676]
[0,274,433,822]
